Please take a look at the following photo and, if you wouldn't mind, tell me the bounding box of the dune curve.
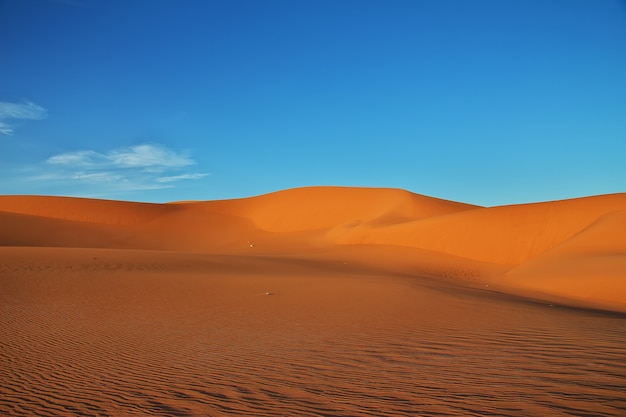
[2,186,626,417]
[1,187,625,311]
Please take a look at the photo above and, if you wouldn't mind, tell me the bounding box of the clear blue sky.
[1,0,625,206]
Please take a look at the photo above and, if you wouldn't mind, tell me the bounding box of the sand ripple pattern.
[2,273,626,417]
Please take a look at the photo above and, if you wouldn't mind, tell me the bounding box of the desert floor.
[1,187,625,416]
[2,247,625,416]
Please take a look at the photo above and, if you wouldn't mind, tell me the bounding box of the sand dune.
[0,195,168,225]
[500,209,626,311]
[1,186,624,311]
[206,186,478,233]
[331,193,626,264]
[2,187,626,416]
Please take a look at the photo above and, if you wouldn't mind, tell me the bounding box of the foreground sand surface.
[1,187,626,416]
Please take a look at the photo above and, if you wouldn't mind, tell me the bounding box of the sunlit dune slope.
[0,187,477,252]
[200,186,478,232]
[331,193,626,265]
[1,187,625,311]
[1,189,625,261]
[1,189,625,262]
[500,209,626,310]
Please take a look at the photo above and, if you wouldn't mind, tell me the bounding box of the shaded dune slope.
[1,187,625,311]
[0,196,262,252]
[500,209,626,310]
[332,193,626,264]
[205,186,478,232]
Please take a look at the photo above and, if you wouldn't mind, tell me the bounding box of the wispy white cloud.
[37,143,208,196]
[156,173,210,183]
[0,122,14,135]
[109,144,194,168]
[0,101,47,119]
[47,150,102,166]
[0,100,48,135]
[48,144,194,170]
[72,171,124,182]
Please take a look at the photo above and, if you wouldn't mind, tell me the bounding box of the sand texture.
[1,186,626,416]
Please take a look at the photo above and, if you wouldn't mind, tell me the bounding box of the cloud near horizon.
[42,144,209,195]
[0,100,48,135]
[156,173,210,183]
[48,144,195,170]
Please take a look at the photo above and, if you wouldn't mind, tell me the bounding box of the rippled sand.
[2,187,625,415]
[2,248,625,417]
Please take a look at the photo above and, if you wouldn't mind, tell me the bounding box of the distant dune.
[1,186,624,312]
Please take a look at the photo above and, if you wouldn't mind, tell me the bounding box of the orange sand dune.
[203,186,478,232]
[1,186,625,311]
[0,195,167,225]
[331,193,626,264]
[500,209,626,311]
[2,187,626,416]
[0,195,268,252]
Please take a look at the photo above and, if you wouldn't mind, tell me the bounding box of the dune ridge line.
[1,186,625,312]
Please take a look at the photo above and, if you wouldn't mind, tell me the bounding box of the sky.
[1,0,625,206]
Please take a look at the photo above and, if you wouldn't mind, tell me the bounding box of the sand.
[1,186,625,416]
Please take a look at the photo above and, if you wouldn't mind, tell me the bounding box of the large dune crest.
[331,193,626,264]
[0,195,169,225]
[1,186,625,312]
[204,186,479,233]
